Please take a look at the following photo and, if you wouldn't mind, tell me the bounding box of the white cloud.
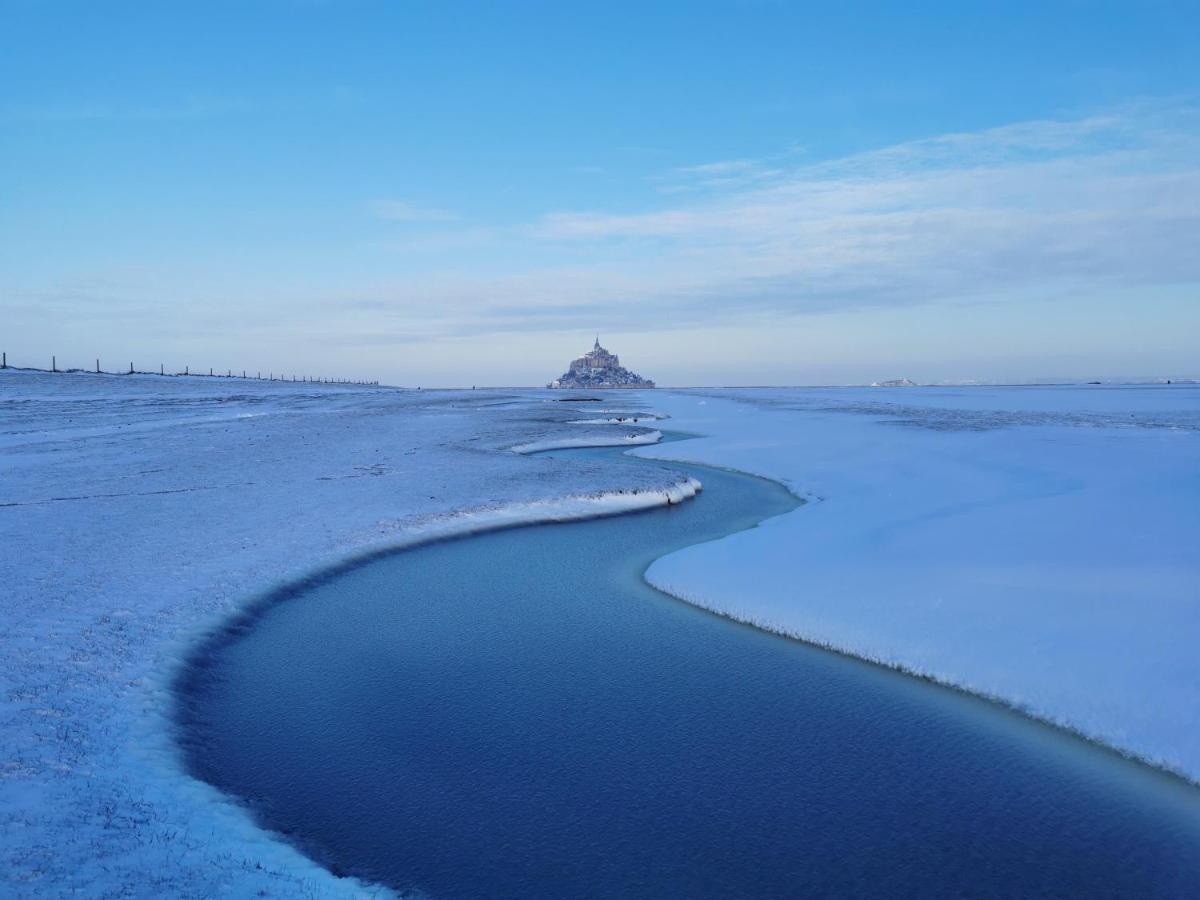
[488,101,1200,326]
[328,99,1200,346]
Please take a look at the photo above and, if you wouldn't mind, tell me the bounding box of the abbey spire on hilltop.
[547,336,656,389]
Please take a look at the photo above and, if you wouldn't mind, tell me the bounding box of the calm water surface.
[176,443,1200,898]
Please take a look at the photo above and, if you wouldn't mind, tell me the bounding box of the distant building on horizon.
[547,336,656,389]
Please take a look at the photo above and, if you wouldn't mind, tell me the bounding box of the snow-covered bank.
[510,429,663,454]
[369,476,702,549]
[635,386,1200,781]
[0,373,677,896]
[567,413,668,425]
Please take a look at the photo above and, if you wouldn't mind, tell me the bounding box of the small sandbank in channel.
[175,439,1200,899]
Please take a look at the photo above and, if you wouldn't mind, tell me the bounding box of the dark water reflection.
[177,445,1200,898]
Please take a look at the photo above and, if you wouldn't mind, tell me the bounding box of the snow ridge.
[357,477,703,555]
[568,417,663,425]
[509,429,663,454]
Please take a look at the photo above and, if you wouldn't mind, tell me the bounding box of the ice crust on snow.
[635,385,1200,781]
[0,372,680,897]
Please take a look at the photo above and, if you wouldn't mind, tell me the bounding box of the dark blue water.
[176,444,1200,899]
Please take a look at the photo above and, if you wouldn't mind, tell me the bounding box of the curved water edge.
[174,434,1200,897]
[629,440,1200,789]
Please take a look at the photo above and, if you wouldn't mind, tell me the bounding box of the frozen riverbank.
[635,385,1200,781]
[0,372,679,896]
[177,441,1200,899]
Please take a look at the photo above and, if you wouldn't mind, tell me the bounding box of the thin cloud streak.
[471,102,1200,324]
[320,102,1200,346]
[11,102,1200,359]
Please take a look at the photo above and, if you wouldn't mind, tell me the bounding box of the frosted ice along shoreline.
[634,385,1200,782]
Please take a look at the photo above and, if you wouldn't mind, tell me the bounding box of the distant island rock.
[548,337,656,389]
[871,377,918,387]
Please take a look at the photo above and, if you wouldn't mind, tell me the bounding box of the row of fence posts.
[0,352,378,386]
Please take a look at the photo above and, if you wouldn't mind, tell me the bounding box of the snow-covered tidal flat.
[0,372,686,895]
[637,384,1200,781]
[3,371,1199,895]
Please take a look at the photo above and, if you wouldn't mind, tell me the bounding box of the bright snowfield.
[0,371,691,897]
[636,385,1200,782]
[4,372,1199,896]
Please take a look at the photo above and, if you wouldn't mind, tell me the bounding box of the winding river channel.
[176,440,1200,898]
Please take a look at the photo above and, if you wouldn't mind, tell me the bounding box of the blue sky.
[2,1,1198,385]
